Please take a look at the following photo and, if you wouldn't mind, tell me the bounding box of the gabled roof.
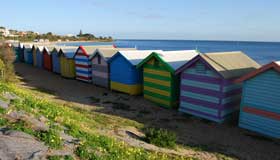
[90,48,136,61]
[235,61,280,83]
[36,46,44,52]
[108,50,162,66]
[77,45,114,56]
[176,51,261,79]
[137,50,199,73]
[59,46,79,59]
[43,46,57,55]
[23,44,32,49]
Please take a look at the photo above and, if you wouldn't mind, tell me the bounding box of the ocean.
[58,39,280,64]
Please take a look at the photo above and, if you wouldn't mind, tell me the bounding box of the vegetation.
[0,26,113,42]
[144,127,177,148]
[0,45,16,82]
[0,83,192,160]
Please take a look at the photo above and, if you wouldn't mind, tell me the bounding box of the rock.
[0,129,48,160]
[2,92,20,101]
[0,99,9,109]
[6,111,49,131]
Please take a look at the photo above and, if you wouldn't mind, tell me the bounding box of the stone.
[0,99,9,109]
[0,129,48,160]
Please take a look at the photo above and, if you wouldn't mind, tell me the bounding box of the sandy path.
[15,63,280,160]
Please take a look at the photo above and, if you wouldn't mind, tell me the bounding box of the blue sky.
[1,0,280,41]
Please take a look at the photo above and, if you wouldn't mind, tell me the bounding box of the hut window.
[98,55,101,64]
[195,62,206,74]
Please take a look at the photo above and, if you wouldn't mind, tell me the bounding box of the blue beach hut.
[51,47,61,74]
[23,44,33,64]
[235,61,280,138]
[35,46,44,68]
[108,50,160,95]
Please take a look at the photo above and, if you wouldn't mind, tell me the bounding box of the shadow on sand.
[14,63,280,160]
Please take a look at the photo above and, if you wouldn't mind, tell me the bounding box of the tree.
[79,29,83,36]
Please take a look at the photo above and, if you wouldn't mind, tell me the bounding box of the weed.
[144,127,177,148]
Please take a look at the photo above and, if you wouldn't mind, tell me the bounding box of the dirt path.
[15,63,280,160]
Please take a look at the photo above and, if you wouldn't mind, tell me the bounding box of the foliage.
[36,128,62,149]
[47,155,74,160]
[144,127,177,148]
[0,45,16,82]
[0,83,192,160]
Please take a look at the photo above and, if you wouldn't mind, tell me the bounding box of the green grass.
[0,82,193,160]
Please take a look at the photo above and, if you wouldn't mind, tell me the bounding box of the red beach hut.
[43,46,55,71]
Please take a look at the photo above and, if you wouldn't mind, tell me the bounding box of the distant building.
[0,28,10,37]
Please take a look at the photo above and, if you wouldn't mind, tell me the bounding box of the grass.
[0,82,193,160]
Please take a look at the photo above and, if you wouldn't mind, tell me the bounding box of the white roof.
[118,50,162,65]
[37,46,44,52]
[156,50,199,70]
[275,61,280,66]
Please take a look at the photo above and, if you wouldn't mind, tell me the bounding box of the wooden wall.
[239,69,280,138]
[179,60,242,123]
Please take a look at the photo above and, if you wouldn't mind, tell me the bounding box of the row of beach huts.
[12,43,280,138]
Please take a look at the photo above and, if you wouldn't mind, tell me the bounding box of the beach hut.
[31,45,37,66]
[11,43,20,62]
[51,47,61,74]
[74,45,113,82]
[43,46,55,71]
[175,51,260,123]
[23,44,33,64]
[18,43,25,62]
[35,46,44,68]
[136,50,199,108]
[108,50,161,95]
[59,46,78,78]
[90,48,136,88]
[235,61,280,138]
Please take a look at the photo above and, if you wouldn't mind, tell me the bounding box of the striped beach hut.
[74,45,113,82]
[59,46,78,78]
[35,46,44,68]
[43,46,55,71]
[235,61,280,138]
[90,48,136,88]
[51,47,61,74]
[23,44,33,64]
[137,50,199,108]
[108,50,161,95]
[175,51,260,123]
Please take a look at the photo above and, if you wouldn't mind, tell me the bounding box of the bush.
[144,127,177,148]
[0,45,16,82]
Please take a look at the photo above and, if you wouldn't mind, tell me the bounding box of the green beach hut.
[136,50,199,108]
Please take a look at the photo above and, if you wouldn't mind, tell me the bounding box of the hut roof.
[176,51,260,79]
[91,48,136,61]
[80,45,114,56]
[201,51,260,79]
[137,50,199,72]
[44,46,57,55]
[36,46,44,52]
[109,50,162,66]
[60,46,79,59]
[23,44,32,49]
[235,61,280,83]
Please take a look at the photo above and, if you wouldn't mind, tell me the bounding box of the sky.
[1,0,280,41]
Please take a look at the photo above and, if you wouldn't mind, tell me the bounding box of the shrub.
[144,127,177,148]
[0,45,16,82]
[36,128,62,149]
